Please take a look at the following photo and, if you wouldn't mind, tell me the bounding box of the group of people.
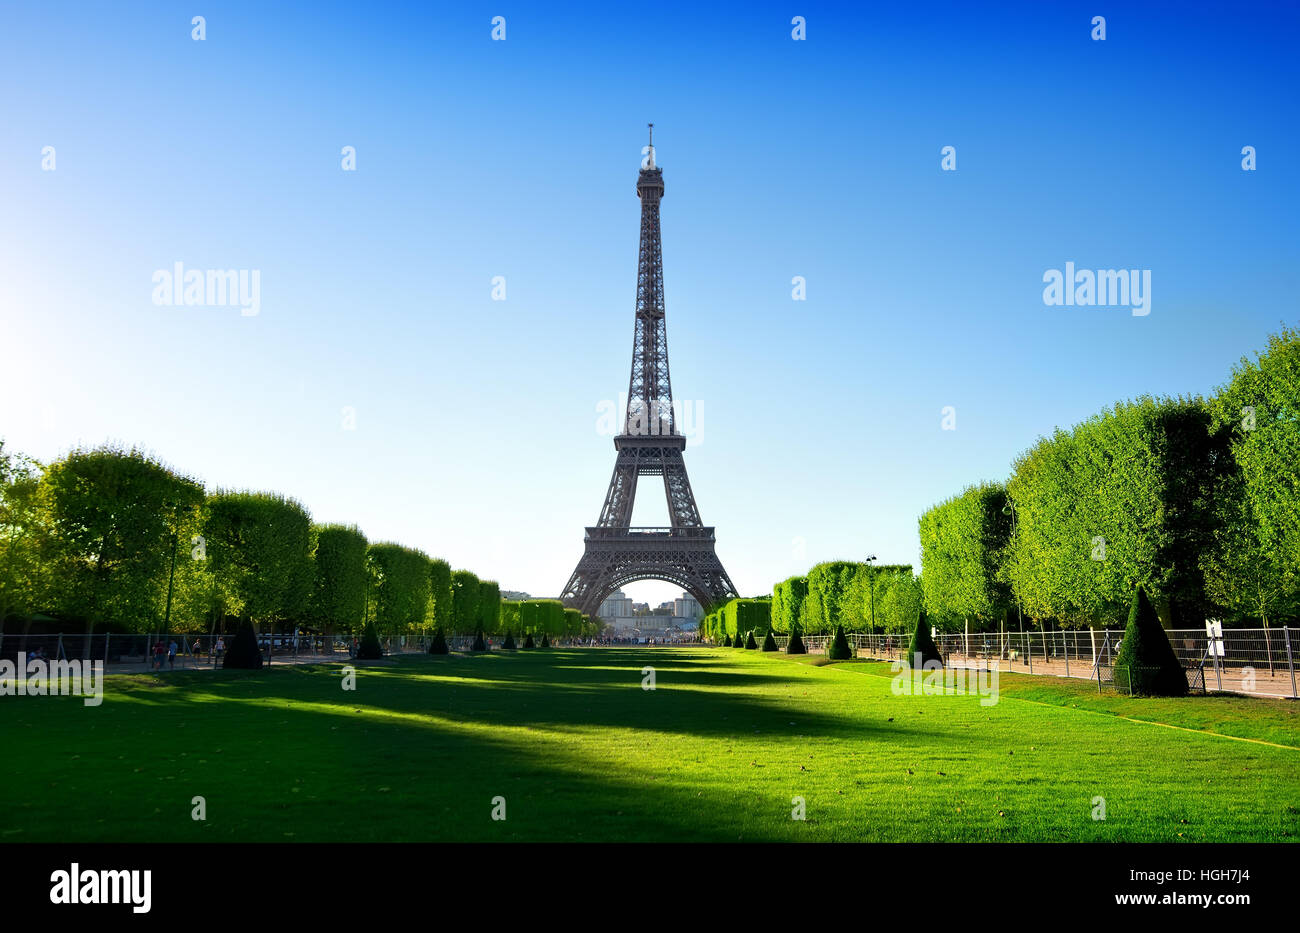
[148,636,226,670]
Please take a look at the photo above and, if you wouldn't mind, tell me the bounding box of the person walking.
[167,639,178,670]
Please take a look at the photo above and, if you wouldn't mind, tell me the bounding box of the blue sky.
[2,1,1297,606]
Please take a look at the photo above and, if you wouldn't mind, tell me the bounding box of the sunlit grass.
[1,648,1296,842]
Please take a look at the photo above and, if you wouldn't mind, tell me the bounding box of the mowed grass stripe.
[0,648,1295,842]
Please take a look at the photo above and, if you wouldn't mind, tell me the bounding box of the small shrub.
[905,613,942,668]
[354,622,384,661]
[428,628,449,655]
[745,631,758,649]
[222,619,263,670]
[761,630,777,651]
[540,633,550,648]
[502,631,517,650]
[472,630,486,651]
[523,633,536,649]
[1113,586,1188,697]
[827,624,853,660]
[786,624,807,655]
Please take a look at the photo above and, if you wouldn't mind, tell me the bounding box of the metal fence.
[751,627,1298,699]
[0,630,605,674]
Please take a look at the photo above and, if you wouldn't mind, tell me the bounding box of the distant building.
[673,592,701,620]
[599,591,637,632]
[501,590,532,600]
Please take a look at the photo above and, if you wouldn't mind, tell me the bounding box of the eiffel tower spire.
[561,132,738,617]
[628,121,672,436]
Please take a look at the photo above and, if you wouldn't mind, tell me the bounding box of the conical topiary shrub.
[523,633,536,649]
[786,624,807,655]
[745,631,758,649]
[733,632,745,648]
[906,612,942,667]
[540,633,550,648]
[355,621,384,660]
[827,624,853,660]
[428,628,449,655]
[222,619,264,670]
[761,629,778,652]
[502,631,517,650]
[1113,586,1187,696]
[472,630,486,651]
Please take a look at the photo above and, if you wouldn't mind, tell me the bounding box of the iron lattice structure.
[561,131,738,617]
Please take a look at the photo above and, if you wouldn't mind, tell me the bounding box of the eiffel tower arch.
[561,127,738,618]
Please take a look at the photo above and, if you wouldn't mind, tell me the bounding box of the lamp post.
[161,499,189,638]
[864,554,878,641]
[1002,498,1026,664]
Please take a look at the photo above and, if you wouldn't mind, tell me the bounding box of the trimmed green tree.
[222,618,263,669]
[428,628,449,655]
[905,612,942,667]
[472,629,486,652]
[356,620,383,660]
[744,630,757,649]
[761,629,777,651]
[827,624,852,660]
[502,631,516,650]
[1113,586,1188,696]
[786,623,807,655]
[523,632,535,649]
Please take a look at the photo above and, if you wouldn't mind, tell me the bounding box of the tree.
[429,559,453,635]
[918,483,1013,631]
[1005,397,1232,629]
[0,440,45,623]
[1207,326,1300,623]
[367,543,432,644]
[761,629,777,651]
[827,624,852,660]
[772,576,808,634]
[1113,586,1187,696]
[356,620,383,660]
[785,622,806,655]
[36,446,203,636]
[804,561,861,633]
[428,628,449,655]
[222,618,263,669]
[476,580,501,635]
[905,611,942,667]
[744,630,758,649]
[308,525,368,635]
[450,570,480,635]
[205,491,312,636]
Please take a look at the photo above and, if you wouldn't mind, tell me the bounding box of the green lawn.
[3,647,1297,842]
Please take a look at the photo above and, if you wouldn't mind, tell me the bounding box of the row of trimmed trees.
[919,326,1300,633]
[0,442,526,645]
[773,563,921,635]
[700,562,925,644]
[499,598,599,641]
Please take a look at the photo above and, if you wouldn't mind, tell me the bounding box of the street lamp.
[1002,499,1027,662]
[864,554,878,638]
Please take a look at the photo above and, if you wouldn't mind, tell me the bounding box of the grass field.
[3,647,1297,842]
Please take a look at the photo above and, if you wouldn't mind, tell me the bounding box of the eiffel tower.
[561,126,738,617]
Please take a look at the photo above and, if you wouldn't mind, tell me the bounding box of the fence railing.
[715,627,1298,699]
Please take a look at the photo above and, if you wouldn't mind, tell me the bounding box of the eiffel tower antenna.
[560,133,738,617]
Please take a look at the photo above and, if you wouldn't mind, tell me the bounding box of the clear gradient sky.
[2,1,1298,606]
